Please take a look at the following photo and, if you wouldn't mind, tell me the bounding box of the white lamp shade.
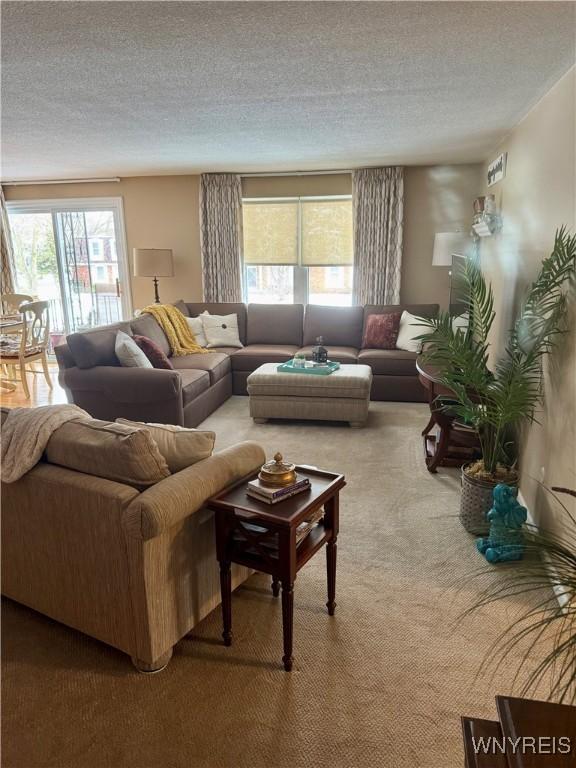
[432,233,468,267]
[133,248,174,278]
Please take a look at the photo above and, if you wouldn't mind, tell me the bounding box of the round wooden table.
[416,357,481,473]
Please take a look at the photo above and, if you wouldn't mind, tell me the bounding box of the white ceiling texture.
[2,1,575,180]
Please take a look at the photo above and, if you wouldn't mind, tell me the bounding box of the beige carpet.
[1,399,552,768]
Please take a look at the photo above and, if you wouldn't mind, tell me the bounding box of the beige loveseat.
[1,417,265,672]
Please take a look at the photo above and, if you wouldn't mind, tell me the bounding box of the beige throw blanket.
[1,404,90,483]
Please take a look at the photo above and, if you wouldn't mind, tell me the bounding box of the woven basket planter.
[459,466,518,535]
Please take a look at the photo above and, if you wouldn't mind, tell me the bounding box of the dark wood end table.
[207,465,345,671]
[416,358,481,473]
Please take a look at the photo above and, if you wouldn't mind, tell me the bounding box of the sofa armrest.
[64,365,181,402]
[123,441,266,540]
[62,365,185,424]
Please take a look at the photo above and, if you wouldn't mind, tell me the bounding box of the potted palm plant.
[417,227,576,533]
[464,486,576,704]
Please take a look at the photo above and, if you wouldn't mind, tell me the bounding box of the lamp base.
[153,276,161,304]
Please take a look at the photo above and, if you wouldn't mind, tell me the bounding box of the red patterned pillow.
[362,312,402,349]
[133,335,173,369]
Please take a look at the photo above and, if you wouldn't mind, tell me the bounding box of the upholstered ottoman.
[247,363,372,427]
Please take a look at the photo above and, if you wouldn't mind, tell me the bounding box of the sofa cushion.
[358,349,418,376]
[116,418,215,473]
[172,299,190,317]
[201,312,243,349]
[231,344,299,371]
[67,322,133,369]
[396,311,424,353]
[115,331,153,368]
[210,346,243,356]
[185,316,208,347]
[177,369,211,405]
[185,303,247,344]
[303,305,364,347]
[297,345,358,364]
[171,352,231,384]
[130,314,171,357]
[362,312,402,349]
[247,304,304,346]
[363,304,439,339]
[133,334,174,370]
[45,418,170,488]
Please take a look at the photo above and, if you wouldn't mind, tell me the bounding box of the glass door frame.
[6,196,133,331]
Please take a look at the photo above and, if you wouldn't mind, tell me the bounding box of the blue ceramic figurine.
[476,484,527,563]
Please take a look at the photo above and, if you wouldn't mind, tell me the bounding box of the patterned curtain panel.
[352,167,404,305]
[0,185,15,297]
[200,174,243,302]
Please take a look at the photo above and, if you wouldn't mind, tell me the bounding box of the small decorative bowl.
[258,452,297,487]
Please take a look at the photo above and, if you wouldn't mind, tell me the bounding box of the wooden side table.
[207,465,345,671]
[416,358,481,473]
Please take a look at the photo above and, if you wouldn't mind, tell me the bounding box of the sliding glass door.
[7,197,131,348]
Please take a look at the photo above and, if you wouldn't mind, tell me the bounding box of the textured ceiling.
[2,1,575,180]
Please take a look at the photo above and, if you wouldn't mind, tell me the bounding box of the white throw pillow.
[115,331,153,368]
[396,311,423,353]
[185,316,208,347]
[116,419,215,473]
[200,312,243,349]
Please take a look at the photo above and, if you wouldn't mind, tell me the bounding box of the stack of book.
[295,508,324,545]
[234,508,324,551]
[247,475,311,505]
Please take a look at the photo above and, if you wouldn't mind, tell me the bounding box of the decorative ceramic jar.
[312,336,328,364]
[258,452,297,487]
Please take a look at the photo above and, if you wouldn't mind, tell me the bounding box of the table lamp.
[133,248,174,304]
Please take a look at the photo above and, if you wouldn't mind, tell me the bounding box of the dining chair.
[1,293,34,314]
[0,301,52,398]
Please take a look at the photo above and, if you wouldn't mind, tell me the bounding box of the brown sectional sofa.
[56,301,438,427]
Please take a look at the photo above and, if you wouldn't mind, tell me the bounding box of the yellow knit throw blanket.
[142,304,210,356]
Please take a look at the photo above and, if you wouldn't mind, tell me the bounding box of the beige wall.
[480,66,576,528]
[402,165,482,308]
[6,168,482,312]
[5,176,203,310]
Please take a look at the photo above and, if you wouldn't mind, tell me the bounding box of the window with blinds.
[300,199,353,266]
[243,200,298,265]
[242,196,353,305]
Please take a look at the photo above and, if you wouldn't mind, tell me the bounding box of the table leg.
[426,424,450,473]
[219,560,232,646]
[421,415,435,437]
[271,577,280,597]
[326,539,337,615]
[281,581,294,671]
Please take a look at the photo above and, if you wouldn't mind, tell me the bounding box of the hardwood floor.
[0,362,67,408]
